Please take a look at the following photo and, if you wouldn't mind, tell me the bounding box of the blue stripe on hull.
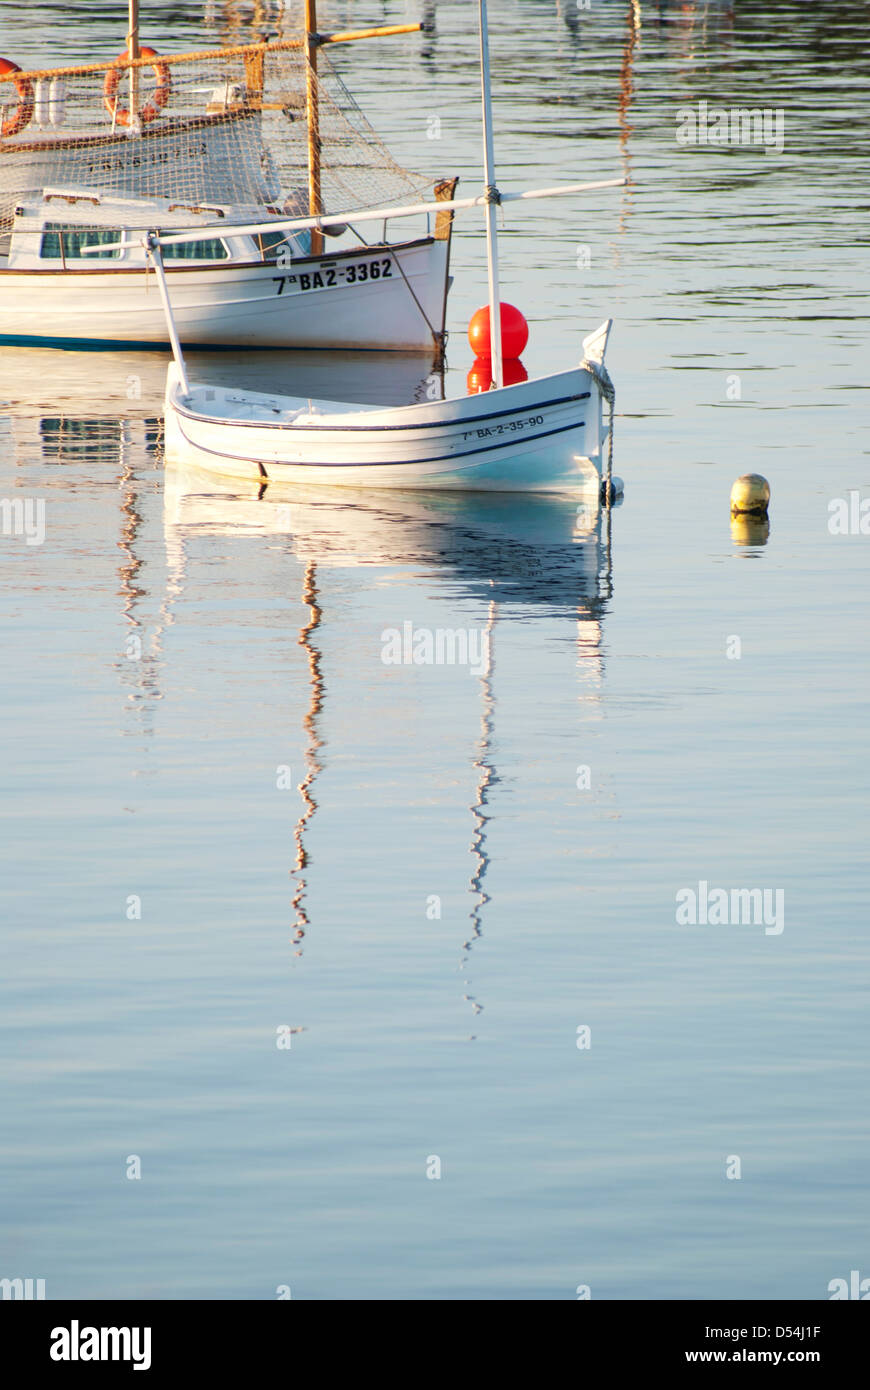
[176,413,587,471]
[0,333,430,354]
[0,333,174,351]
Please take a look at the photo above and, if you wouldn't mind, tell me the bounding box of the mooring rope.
[580,355,616,501]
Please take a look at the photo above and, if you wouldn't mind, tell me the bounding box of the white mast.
[477,0,503,389]
[144,234,191,398]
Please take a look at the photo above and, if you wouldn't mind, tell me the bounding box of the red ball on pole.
[467,303,529,360]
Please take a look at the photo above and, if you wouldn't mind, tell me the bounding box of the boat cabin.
[0,186,313,270]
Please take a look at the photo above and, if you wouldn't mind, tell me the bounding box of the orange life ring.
[103,46,170,126]
[0,58,35,138]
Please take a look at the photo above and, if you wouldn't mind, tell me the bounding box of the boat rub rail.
[174,389,592,432]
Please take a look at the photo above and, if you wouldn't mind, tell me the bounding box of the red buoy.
[467,303,529,360]
[467,357,529,394]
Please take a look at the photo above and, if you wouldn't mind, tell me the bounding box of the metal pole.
[478,0,503,389]
[81,181,626,258]
[144,234,191,398]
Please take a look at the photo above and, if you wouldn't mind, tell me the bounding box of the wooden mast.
[477,0,503,389]
[304,0,323,257]
[127,0,140,130]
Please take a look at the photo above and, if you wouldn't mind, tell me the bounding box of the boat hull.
[0,237,449,352]
[163,363,608,493]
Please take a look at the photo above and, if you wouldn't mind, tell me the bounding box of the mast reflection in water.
[163,466,615,1019]
[21,413,167,731]
[292,562,325,955]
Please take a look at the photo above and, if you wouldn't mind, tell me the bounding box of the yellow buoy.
[730,473,770,515]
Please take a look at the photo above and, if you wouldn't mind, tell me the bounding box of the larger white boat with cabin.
[0,185,454,351]
[0,19,457,353]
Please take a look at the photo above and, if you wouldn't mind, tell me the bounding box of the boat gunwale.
[170,381,592,433]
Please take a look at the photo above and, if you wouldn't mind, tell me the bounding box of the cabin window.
[40,224,122,260]
[256,230,293,261]
[160,236,229,261]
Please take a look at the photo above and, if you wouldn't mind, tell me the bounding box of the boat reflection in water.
[6,408,169,732]
[0,344,444,419]
[164,463,616,1028]
[163,465,609,602]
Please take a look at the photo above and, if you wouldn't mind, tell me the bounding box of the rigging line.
[291,559,325,954]
[389,244,440,350]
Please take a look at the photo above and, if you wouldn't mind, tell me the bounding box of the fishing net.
[0,38,431,231]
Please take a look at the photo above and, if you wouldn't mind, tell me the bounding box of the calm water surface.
[1,1,868,1299]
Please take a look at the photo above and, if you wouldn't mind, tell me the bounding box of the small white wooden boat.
[155,0,622,495]
[161,322,613,491]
